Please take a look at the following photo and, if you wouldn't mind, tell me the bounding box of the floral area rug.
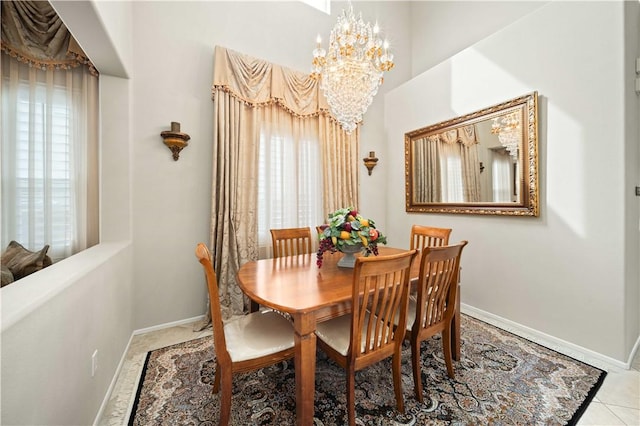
[128,315,606,425]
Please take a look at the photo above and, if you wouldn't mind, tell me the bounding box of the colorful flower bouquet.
[317,207,387,267]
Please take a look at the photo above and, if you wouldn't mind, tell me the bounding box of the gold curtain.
[413,135,442,203]
[1,1,98,76]
[415,125,481,203]
[206,46,358,322]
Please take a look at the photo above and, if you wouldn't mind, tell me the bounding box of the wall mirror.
[405,92,539,216]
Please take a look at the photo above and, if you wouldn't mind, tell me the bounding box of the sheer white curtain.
[439,142,464,202]
[491,150,513,202]
[257,108,323,258]
[1,56,99,260]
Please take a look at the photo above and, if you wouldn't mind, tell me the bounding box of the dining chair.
[315,249,418,426]
[248,227,314,313]
[270,227,313,258]
[409,224,452,251]
[195,243,295,426]
[408,224,454,307]
[400,240,468,402]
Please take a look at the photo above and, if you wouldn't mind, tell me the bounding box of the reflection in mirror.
[405,92,539,216]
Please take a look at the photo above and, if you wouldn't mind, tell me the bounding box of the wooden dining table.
[236,246,461,425]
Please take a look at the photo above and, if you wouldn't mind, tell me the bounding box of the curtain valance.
[212,45,329,117]
[423,125,478,147]
[1,1,98,76]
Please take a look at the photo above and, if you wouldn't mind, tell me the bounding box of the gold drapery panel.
[319,116,359,215]
[414,124,481,203]
[1,1,98,76]
[203,46,358,324]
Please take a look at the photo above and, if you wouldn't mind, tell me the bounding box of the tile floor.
[99,320,640,426]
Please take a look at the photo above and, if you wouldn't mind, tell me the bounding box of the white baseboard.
[132,315,206,336]
[92,330,136,425]
[461,304,631,371]
[93,315,206,425]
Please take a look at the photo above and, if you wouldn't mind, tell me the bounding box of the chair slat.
[410,225,452,251]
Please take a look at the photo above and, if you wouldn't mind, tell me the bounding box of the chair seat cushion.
[405,296,417,330]
[390,296,418,331]
[316,312,389,356]
[224,310,294,362]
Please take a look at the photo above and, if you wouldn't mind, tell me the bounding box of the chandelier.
[311,3,394,133]
[491,111,521,160]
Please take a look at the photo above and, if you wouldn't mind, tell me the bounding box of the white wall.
[409,1,548,77]
[623,0,640,364]
[0,243,133,425]
[128,1,413,329]
[386,1,639,363]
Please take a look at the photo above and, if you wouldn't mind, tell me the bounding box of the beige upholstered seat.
[409,224,452,250]
[315,250,418,426]
[398,241,467,402]
[195,243,295,425]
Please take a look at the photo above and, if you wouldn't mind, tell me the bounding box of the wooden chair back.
[351,250,418,364]
[409,225,452,251]
[195,243,230,365]
[413,241,467,337]
[270,227,313,258]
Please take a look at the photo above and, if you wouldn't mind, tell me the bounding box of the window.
[491,150,513,202]
[13,83,72,252]
[257,132,323,258]
[439,144,464,203]
[1,56,99,261]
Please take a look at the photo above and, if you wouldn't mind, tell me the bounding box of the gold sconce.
[363,151,379,176]
[160,122,190,161]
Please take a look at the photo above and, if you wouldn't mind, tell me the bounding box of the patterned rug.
[128,315,606,425]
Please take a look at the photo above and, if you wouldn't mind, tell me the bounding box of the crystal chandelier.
[491,111,521,160]
[311,3,394,133]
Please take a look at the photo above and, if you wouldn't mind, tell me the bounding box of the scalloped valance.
[212,46,330,118]
[1,1,98,76]
[424,124,478,147]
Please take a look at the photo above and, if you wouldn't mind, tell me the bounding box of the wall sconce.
[363,151,379,176]
[160,122,190,161]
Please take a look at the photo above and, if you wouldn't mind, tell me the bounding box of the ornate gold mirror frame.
[404,92,539,216]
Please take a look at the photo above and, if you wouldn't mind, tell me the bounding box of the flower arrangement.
[317,207,387,267]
